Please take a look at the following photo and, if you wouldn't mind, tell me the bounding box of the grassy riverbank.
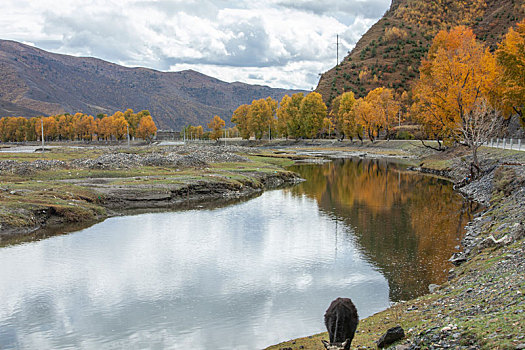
[267,144,525,350]
[0,144,300,246]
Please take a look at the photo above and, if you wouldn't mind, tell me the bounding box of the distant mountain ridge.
[316,0,525,104]
[0,40,304,129]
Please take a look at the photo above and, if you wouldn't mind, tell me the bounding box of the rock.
[377,326,405,348]
[441,326,452,333]
[479,234,512,249]
[449,252,467,266]
[515,344,525,350]
[428,284,440,293]
[441,324,457,333]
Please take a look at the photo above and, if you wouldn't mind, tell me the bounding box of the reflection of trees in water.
[288,159,475,301]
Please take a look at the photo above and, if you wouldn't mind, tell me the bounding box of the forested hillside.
[0,40,303,130]
[316,0,525,105]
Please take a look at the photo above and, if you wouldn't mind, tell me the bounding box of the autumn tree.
[266,97,278,139]
[355,98,377,141]
[322,117,333,138]
[34,117,57,141]
[248,98,272,140]
[496,19,525,126]
[185,125,203,140]
[276,95,291,138]
[337,91,361,141]
[366,87,399,139]
[136,115,157,142]
[299,92,327,138]
[0,117,27,142]
[414,26,501,176]
[111,112,129,140]
[208,115,225,140]
[0,109,157,143]
[458,99,503,175]
[26,117,38,141]
[231,104,252,139]
[98,115,113,141]
[283,93,304,139]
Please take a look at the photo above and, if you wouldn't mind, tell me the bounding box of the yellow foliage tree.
[111,112,129,140]
[276,95,292,138]
[496,19,525,126]
[208,115,225,140]
[299,92,327,138]
[414,26,502,175]
[231,104,252,139]
[414,26,499,145]
[137,115,157,142]
[284,93,304,139]
[248,98,272,140]
[337,91,361,141]
[366,87,399,139]
[355,98,377,141]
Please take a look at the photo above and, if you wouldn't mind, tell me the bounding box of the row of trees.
[228,20,524,177]
[330,87,403,142]
[232,92,328,140]
[230,88,402,142]
[0,109,157,143]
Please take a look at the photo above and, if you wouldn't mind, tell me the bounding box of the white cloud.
[0,0,391,89]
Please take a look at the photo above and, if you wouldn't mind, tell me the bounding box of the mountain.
[316,0,525,105]
[0,40,304,129]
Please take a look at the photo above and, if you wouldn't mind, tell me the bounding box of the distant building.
[156,130,181,140]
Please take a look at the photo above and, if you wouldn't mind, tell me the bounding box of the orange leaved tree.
[137,115,157,142]
[208,115,225,141]
[496,19,525,127]
[414,26,501,176]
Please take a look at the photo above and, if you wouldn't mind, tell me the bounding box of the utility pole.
[336,34,339,66]
[41,118,44,153]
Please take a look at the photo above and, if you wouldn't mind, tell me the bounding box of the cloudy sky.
[0,0,391,90]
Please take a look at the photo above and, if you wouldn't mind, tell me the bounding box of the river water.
[0,158,473,349]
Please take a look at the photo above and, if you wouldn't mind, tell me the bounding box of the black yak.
[321,297,359,350]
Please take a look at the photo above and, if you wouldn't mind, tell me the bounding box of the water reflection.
[0,190,389,349]
[288,158,475,300]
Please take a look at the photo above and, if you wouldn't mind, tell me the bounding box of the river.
[0,158,473,349]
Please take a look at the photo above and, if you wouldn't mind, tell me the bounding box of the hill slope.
[0,40,303,129]
[316,0,525,105]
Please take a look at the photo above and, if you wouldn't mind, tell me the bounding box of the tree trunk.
[471,146,481,178]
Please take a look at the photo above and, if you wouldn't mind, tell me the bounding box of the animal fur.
[323,298,359,349]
